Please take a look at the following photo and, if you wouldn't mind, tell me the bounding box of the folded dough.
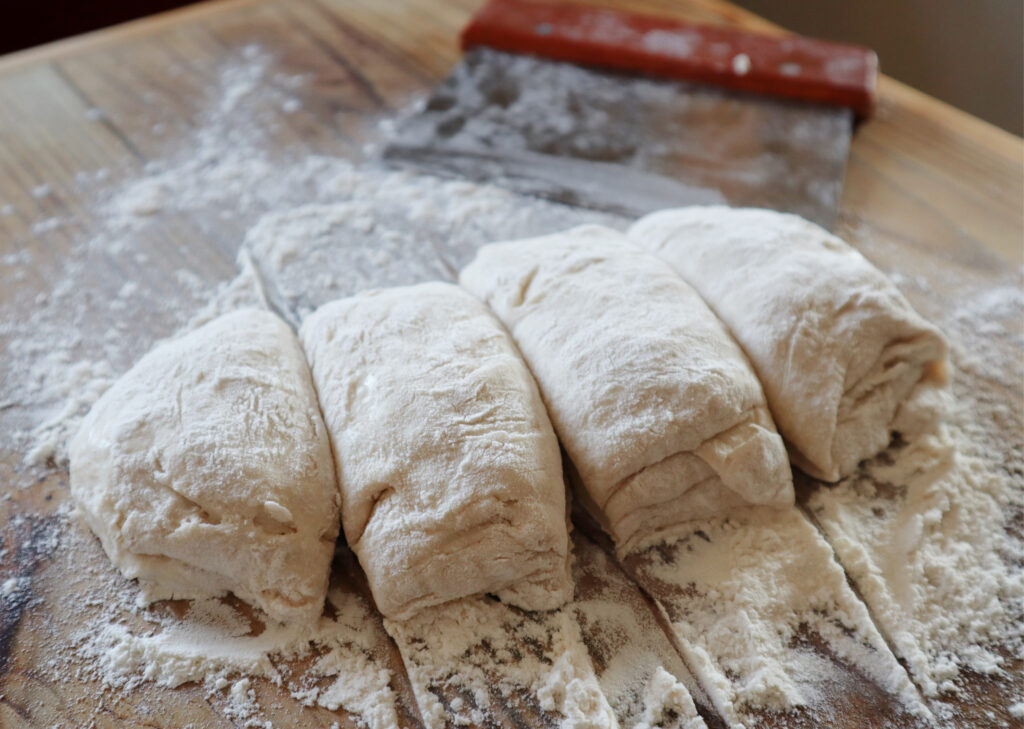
[70,309,340,624]
[300,282,573,620]
[460,225,793,554]
[629,206,949,482]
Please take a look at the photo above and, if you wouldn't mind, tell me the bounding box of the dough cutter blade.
[381,0,876,231]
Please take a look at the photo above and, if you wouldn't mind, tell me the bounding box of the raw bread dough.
[629,206,949,481]
[460,225,793,554]
[300,282,573,620]
[70,309,340,624]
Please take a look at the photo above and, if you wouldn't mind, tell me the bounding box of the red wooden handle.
[461,0,878,119]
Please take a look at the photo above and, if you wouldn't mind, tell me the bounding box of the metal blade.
[383,48,853,230]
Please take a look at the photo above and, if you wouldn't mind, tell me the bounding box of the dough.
[629,206,949,481]
[300,282,573,620]
[70,309,340,624]
[460,225,793,554]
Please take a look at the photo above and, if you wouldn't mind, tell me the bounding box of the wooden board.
[0,1,1021,727]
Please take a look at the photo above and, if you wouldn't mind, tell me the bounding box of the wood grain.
[0,0,1020,727]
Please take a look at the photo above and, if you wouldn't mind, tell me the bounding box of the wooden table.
[1,1,1021,728]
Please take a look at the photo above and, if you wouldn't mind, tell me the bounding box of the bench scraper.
[382,0,877,230]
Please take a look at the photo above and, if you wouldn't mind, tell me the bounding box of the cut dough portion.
[460,225,793,554]
[70,309,341,624]
[629,206,949,481]
[300,282,573,620]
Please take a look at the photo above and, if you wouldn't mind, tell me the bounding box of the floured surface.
[3,512,422,728]
[623,506,928,727]
[1,9,1022,729]
[570,534,710,729]
[385,593,614,728]
[384,532,712,729]
[806,422,1024,713]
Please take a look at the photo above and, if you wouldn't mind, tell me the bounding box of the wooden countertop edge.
[876,75,1024,161]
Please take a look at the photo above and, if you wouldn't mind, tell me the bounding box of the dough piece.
[629,206,949,481]
[70,309,340,624]
[300,282,573,620]
[460,225,793,554]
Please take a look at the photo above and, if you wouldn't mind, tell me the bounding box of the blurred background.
[733,0,1022,135]
[0,0,1020,134]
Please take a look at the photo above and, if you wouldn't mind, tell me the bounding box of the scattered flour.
[23,357,116,467]
[225,678,259,724]
[628,506,928,726]
[0,42,616,473]
[68,542,401,729]
[807,417,1024,698]
[385,532,712,729]
[571,535,708,729]
[385,595,616,728]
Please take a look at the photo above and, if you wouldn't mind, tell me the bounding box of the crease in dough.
[70,309,341,624]
[460,225,794,554]
[300,282,573,620]
[629,206,949,481]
